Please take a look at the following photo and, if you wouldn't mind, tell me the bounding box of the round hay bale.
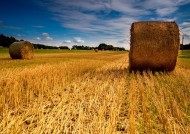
[95,49,98,52]
[129,21,179,72]
[9,41,34,59]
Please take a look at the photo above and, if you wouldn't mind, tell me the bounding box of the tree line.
[0,34,17,47]
[180,44,190,50]
[97,43,125,51]
[0,34,126,51]
[33,44,69,49]
[72,43,125,51]
[0,34,69,49]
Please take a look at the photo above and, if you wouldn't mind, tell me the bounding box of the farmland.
[0,49,190,133]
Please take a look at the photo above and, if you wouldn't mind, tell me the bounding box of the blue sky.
[0,0,190,49]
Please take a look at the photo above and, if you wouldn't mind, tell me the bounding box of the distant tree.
[113,47,125,51]
[98,43,107,50]
[59,46,69,49]
[106,45,114,50]
[72,45,92,50]
[33,43,62,49]
[180,43,190,50]
[98,43,125,51]
[0,34,17,47]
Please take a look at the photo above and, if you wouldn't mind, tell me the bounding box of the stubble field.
[0,49,190,134]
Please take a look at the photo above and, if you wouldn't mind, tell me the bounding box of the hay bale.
[129,21,179,71]
[9,41,34,59]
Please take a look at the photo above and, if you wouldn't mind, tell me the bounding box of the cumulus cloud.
[42,33,49,37]
[46,36,53,40]
[35,33,53,41]
[36,37,41,40]
[42,33,53,40]
[73,37,85,43]
[63,40,72,43]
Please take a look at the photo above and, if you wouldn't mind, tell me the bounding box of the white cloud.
[181,27,190,35]
[42,33,49,37]
[179,23,190,44]
[150,17,177,22]
[156,7,178,16]
[46,36,53,41]
[36,37,41,40]
[35,33,53,41]
[14,34,23,40]
[42,33,53,40]
[140,0,190,16]
[73,37,85,43]
[110,0,150,15]
[179,22,190,29]
[63,40,72,43]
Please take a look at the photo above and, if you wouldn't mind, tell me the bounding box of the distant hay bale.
[129,21,179,71]
[95,49,98,52]
[9,41,34,59]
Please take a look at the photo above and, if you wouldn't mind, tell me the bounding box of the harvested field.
[0,50,190,133]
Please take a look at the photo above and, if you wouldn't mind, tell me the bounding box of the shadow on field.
[0,58,11,61]
[109,68,129,74]
[97,67,130,77]
[0,58,31,61]
[98,67,169,77]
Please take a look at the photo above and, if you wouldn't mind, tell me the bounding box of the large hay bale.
[9,41,34,59]
[129,21,179,71]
